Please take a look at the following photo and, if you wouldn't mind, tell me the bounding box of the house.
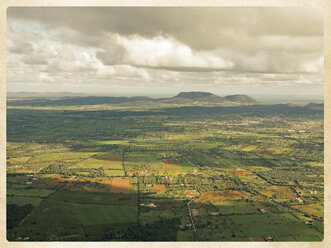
[184,190,199,198]
[259,208,269,214]
[192,209,199,216]
[140,202,156,208]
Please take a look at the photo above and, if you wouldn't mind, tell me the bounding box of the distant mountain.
[306,102,323,107]
[224,94,258,104]
[7,91,259,107]
[162,91,227,104]
[7,96,153,106]
[169,92,258,104]
[7,91,86,99]
[175,92,216,99]
[305,102,324,110]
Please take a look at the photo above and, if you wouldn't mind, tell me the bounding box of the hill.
[162,91,227,104]
[7,96,153,106]
[175,92,216,99]
[305,102,324,110]
[7,91,259,107]
[224,94,258,104]
[166,92,258,104]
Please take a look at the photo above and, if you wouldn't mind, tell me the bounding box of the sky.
[6,7,324,97]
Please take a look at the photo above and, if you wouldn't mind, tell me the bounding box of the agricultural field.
[73,204,138,225]
[6,96,324,241]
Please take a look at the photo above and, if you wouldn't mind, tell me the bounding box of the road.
[187,184,200,241]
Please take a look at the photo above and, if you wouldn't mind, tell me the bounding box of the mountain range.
[7,92,259,106]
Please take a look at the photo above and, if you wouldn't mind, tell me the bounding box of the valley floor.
[6,104,324,241]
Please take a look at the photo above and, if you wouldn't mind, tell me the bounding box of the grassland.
[48,190,137,206]
[7,196,43,207]
[7,189,55,198]
[229,214,269,224]
[212,200,262,215]
[240,224,289,239]
[73,204,138,225]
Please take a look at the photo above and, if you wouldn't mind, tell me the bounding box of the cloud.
[94,33,323,74]
[6,7,324,95]
[7,7,323,50]
[97,34,234,71]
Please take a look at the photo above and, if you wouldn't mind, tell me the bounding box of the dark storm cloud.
[7,7,323,51]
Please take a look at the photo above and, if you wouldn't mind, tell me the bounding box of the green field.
[212,200,262,215]
[240,224,289,238]
[7,196,43,207]
[295,234,323,241]
[10,199,85,241]
[68,158,123,170]
[94,152,122,161]
[49,190,137,206]
[104,170,125,176]
[230,214,269,224]
[28,152,95,163]
[73,204,138,225]
[7,189,55,198]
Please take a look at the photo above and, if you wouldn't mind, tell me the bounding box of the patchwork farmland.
[6,96,324,241]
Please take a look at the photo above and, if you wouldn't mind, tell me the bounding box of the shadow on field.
[7,175,323,242]
[7,175,185,241]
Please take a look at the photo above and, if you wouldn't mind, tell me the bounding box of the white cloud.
[39,72,55,83]
[98,34,234,70]
[304,56,324,73]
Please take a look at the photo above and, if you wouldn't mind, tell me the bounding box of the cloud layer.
[7,7,323,96]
